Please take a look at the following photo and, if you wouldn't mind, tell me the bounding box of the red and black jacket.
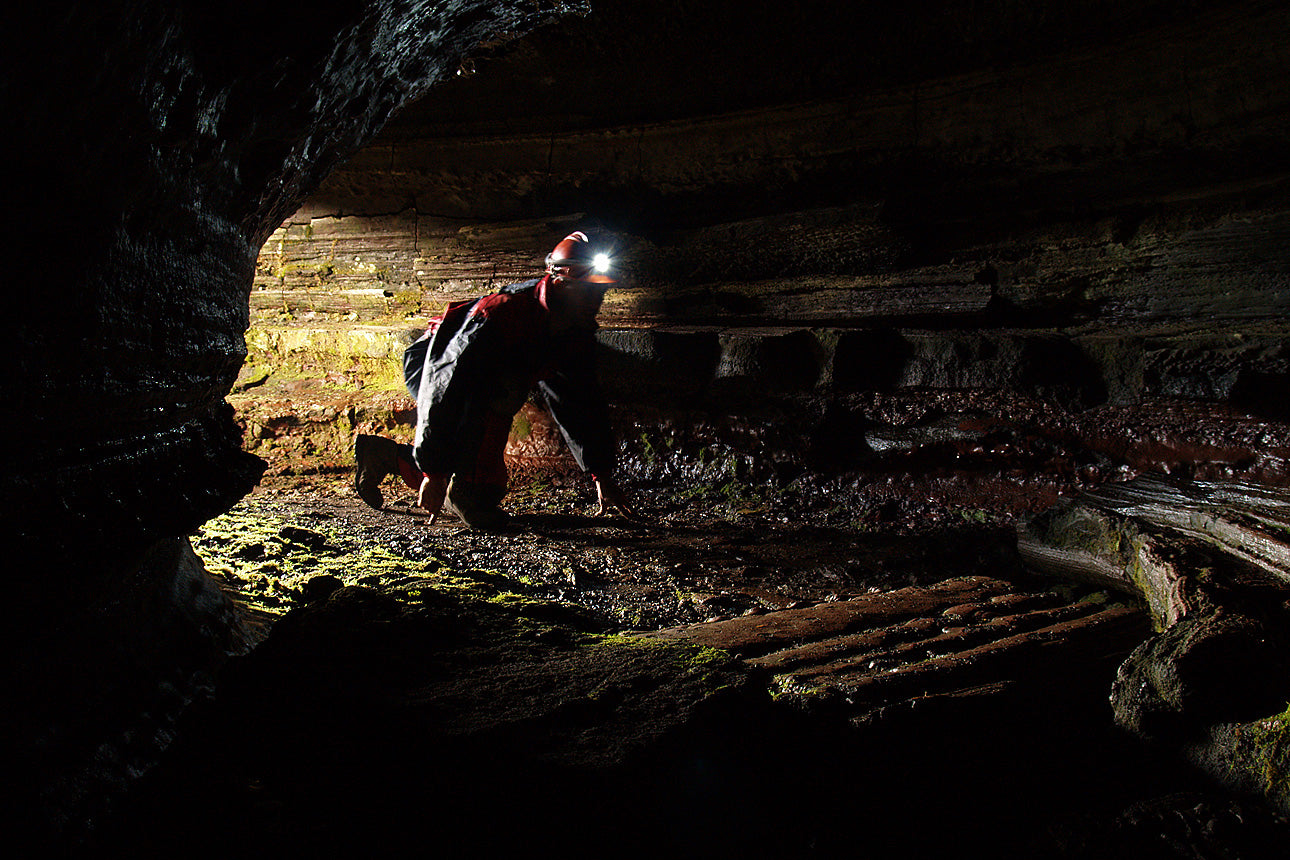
[402,276,616,481]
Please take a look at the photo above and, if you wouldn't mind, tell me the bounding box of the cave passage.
[8,1,1290,854]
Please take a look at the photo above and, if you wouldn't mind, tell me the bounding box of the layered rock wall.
[246,0,1290,487]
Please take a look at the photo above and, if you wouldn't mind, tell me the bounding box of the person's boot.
[444,479,510,530]
[354,434,399,509]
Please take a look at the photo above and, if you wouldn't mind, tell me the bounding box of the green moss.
[195,505,560,616]
[684,645,733,673]
[191,502,524,616]
[1244,702,1290,795]
[639,432,657,464]
[582,634,735,683]
[770,672,825,702]
[510,410,533,441]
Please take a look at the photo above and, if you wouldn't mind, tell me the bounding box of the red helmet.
[545,231,616,284]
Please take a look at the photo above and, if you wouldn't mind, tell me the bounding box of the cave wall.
[0,0,573,842]
[248,0,1290,488]
[2,0,573,552]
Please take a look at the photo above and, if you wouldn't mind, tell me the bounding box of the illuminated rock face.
[4,0,1290,843]
[250,0,1290,484]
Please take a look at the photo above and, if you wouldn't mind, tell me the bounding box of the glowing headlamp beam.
[592,252,612,273]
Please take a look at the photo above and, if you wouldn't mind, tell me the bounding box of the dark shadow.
[1231,369,1290,421]
[832,327,915,392]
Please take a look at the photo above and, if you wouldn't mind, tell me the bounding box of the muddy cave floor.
[210,472,1043,631]
[101,472,1290,858]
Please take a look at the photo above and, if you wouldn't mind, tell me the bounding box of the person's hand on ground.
[417,474,449,523]
[594,477,635,518]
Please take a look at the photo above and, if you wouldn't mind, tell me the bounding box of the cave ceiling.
[313,0,1290,230]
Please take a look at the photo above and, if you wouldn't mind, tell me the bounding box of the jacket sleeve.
[538,332,617,478]
[401,331,431,400]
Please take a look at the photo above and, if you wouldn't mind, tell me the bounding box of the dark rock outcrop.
[1020,476,1290,811]
[1,0,569,843]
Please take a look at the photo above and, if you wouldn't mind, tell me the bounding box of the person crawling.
[353,230,633,530]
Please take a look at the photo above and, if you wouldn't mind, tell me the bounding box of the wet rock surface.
[190,475,1034,632]
[84,475,1290,856]
[1022,477,1290,815]
[645,575,1148,727]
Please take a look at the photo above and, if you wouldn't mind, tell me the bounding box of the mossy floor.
[192,471,1032,631]
[89,475,1290,857]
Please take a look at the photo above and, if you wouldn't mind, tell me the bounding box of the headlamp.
[545,231,617,284]
[563,252,614,284]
